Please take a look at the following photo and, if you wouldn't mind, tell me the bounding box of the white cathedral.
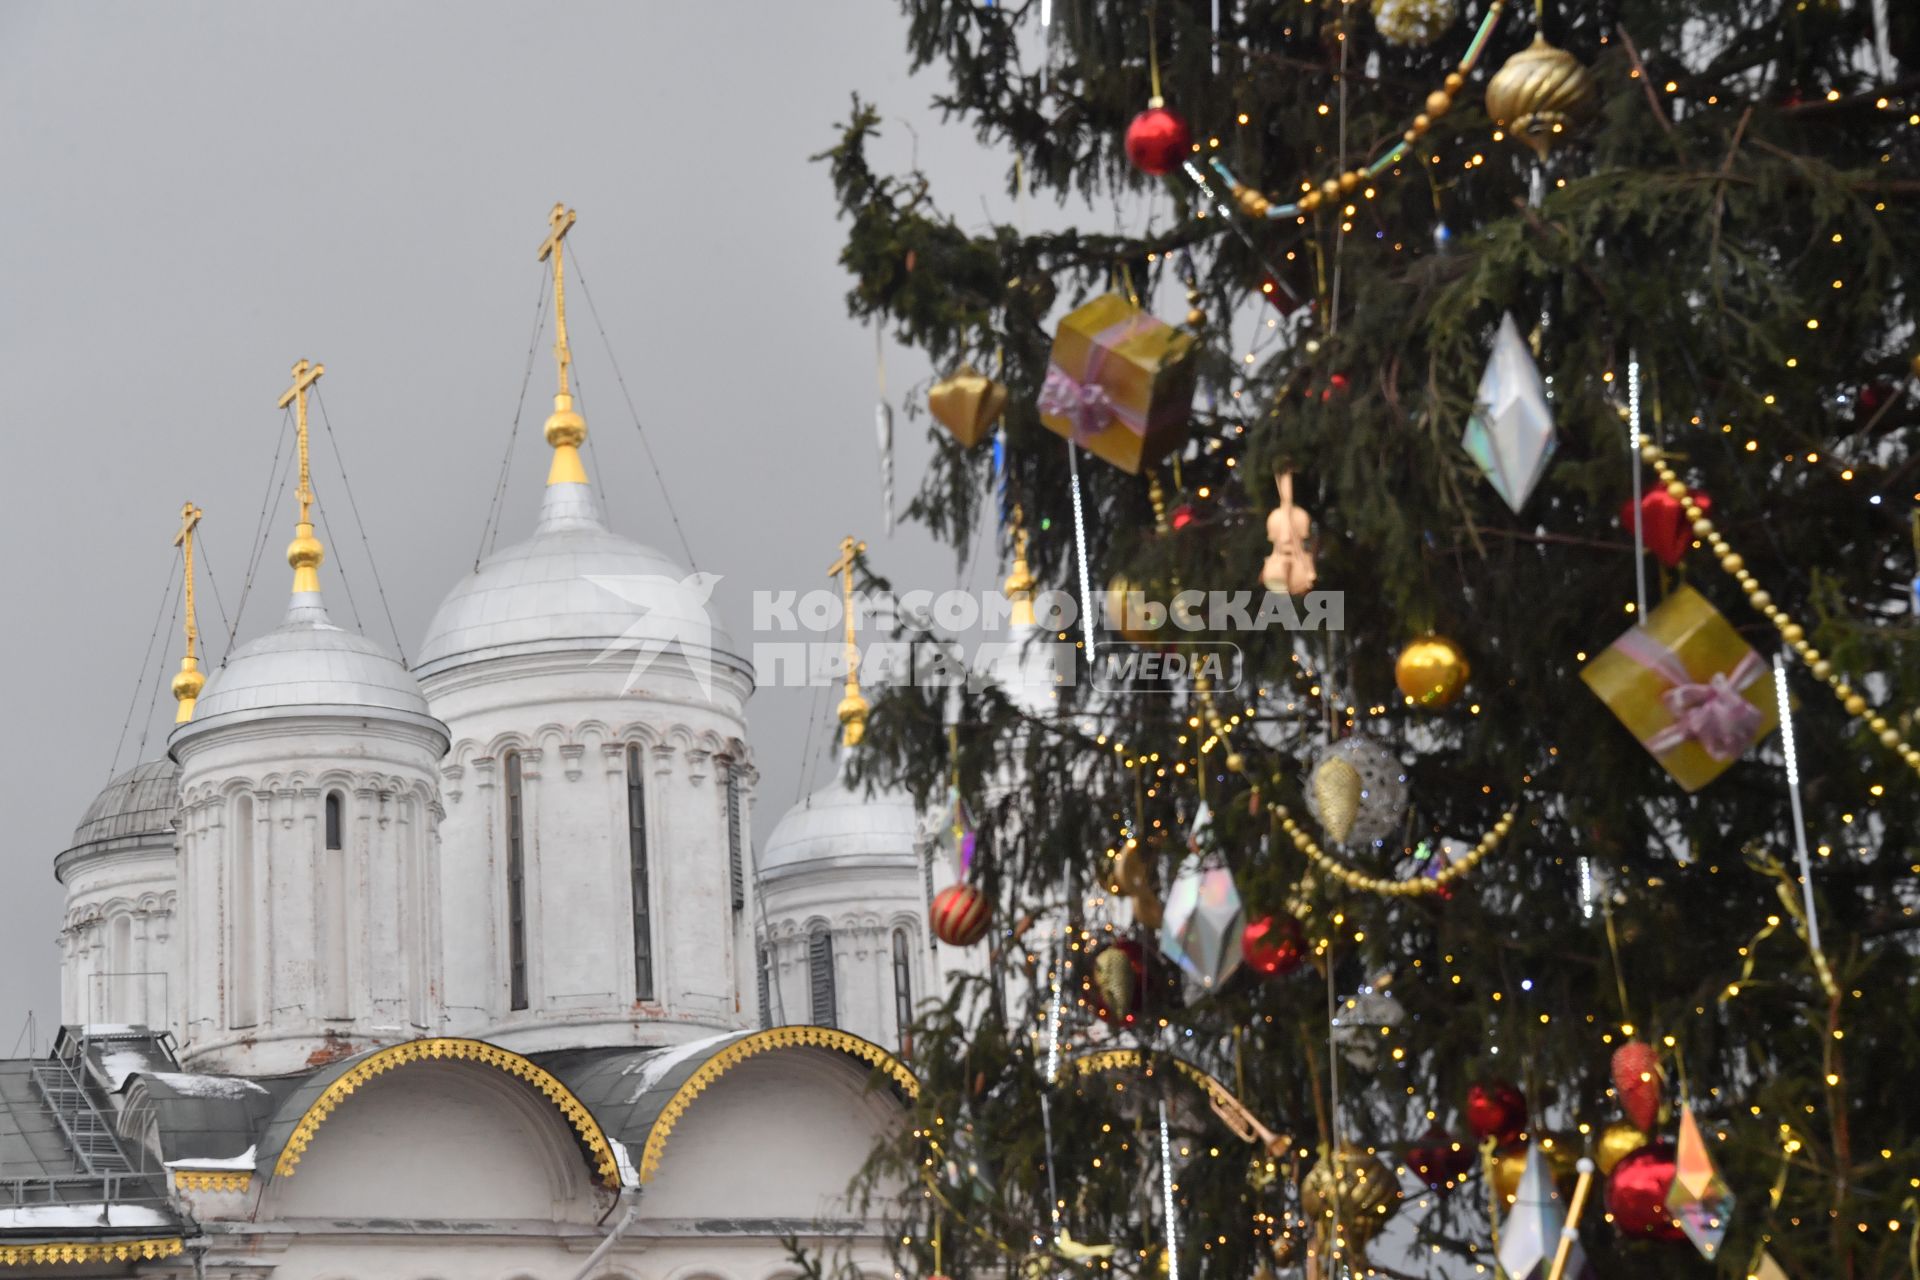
[9,208,1041,1278]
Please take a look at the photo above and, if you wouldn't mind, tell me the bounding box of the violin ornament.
[1261,471,1318,594]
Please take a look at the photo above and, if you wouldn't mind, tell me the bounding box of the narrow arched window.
[324,792,344,851]
[755,940,771,1030]
[505,751,528,1011]
[808,928,836,1028]
[725,764,745,912]
[626,744,655,1001]
[891,928,913,1053]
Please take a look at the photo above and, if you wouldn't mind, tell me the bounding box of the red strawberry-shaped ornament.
[1124,99,1191,176]
[1464,1080,1527,1141]
[1605,1141,1685,1241]
[1611,1039,1663,1133]
[1619,488,1710,568]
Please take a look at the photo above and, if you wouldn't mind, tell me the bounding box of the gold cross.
[276,358,325,524]
[171,501,204,722]
[538,203,577,395]
[827,536,869,746]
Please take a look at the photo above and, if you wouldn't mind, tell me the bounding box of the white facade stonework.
[31,382,934,1278]
[416,480,760,1053]
[55,760,180,1029]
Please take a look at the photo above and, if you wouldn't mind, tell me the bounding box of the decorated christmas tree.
[822,1,1920,1276]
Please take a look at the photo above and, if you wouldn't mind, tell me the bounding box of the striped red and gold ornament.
[930,883,991,946]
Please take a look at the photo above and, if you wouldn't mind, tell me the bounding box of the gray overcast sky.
[0,1,1021,1043]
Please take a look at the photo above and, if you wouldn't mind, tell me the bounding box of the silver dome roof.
[68,758,178,850]
[415,482,738,676]
[177,594,432,733]
[760,756,920,878]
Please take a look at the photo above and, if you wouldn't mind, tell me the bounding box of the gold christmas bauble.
[1595,1120,1646,1175]
[1310,756,1363,843]
[1491,1138,1578,1204]
[1395,635,1471,707]
[1301,1144,1400,1248]
[1485,34,1598,160]
[1107,843,1149,896]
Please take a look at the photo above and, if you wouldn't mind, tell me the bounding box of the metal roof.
[132,1072,287,1165]
[415,481,742,675]
[178,593,433,733]
[760,756,919,878]
[65,761,178,854]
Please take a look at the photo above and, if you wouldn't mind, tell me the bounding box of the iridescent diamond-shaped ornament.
[1666,1107,1735,1261]
[1495,1144,1589,1280]
[1462,312,1556,512]
[1158,805,1243,988]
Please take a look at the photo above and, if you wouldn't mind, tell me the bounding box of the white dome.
[415,482,739,676]
[176,595,433,734]
[760,757,920,879]
[67,758,178,852]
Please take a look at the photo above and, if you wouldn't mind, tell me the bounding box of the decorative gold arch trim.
[1073,1048,1292,1153]
[0,1237,183,1267]
[270,1037,620,1188]
[173,1169,251,1193]
[638,1026,919,1183]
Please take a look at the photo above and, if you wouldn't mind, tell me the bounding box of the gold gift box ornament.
[1580,584,1778,793]
[1038,293,1198,475]
[928,365,1008,449]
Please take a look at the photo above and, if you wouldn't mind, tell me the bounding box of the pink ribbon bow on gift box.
[1614,630,1765,761]
[1038,366,1114,442]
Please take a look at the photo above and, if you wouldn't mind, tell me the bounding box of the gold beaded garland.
[1224,0,1506,220]
[1640,440,1920,779]
[1275,800,1518,897]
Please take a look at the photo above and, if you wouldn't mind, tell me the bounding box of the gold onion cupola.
[538,202,589,487]
[171,501,205,722]
[278,358,327,596]
[828,535,868,747]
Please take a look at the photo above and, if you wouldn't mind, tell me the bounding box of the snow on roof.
[0,1203,173,1231]
[618,1031,744,1106]
[164,1144,255,1172]
[142,1072,270,1100]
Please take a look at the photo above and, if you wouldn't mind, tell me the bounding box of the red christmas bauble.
[1170,503,1197,531]
[1605,1142,1685,1242]
[1241,914,1307,977]
[1318,372,1352,402]
[1465,1080,1527,1141]
[1407,1125,1474,1190]
[1619,488,1710,569]
[930,884,991,946]
[1124,103,1191,176]
[1610,1040,1662,1133]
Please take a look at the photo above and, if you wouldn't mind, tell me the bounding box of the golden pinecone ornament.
[1485,34,1598,159]
[1370,0,1458,47]
[1301,1144,1400,1249]
[1310,756,1363,843]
